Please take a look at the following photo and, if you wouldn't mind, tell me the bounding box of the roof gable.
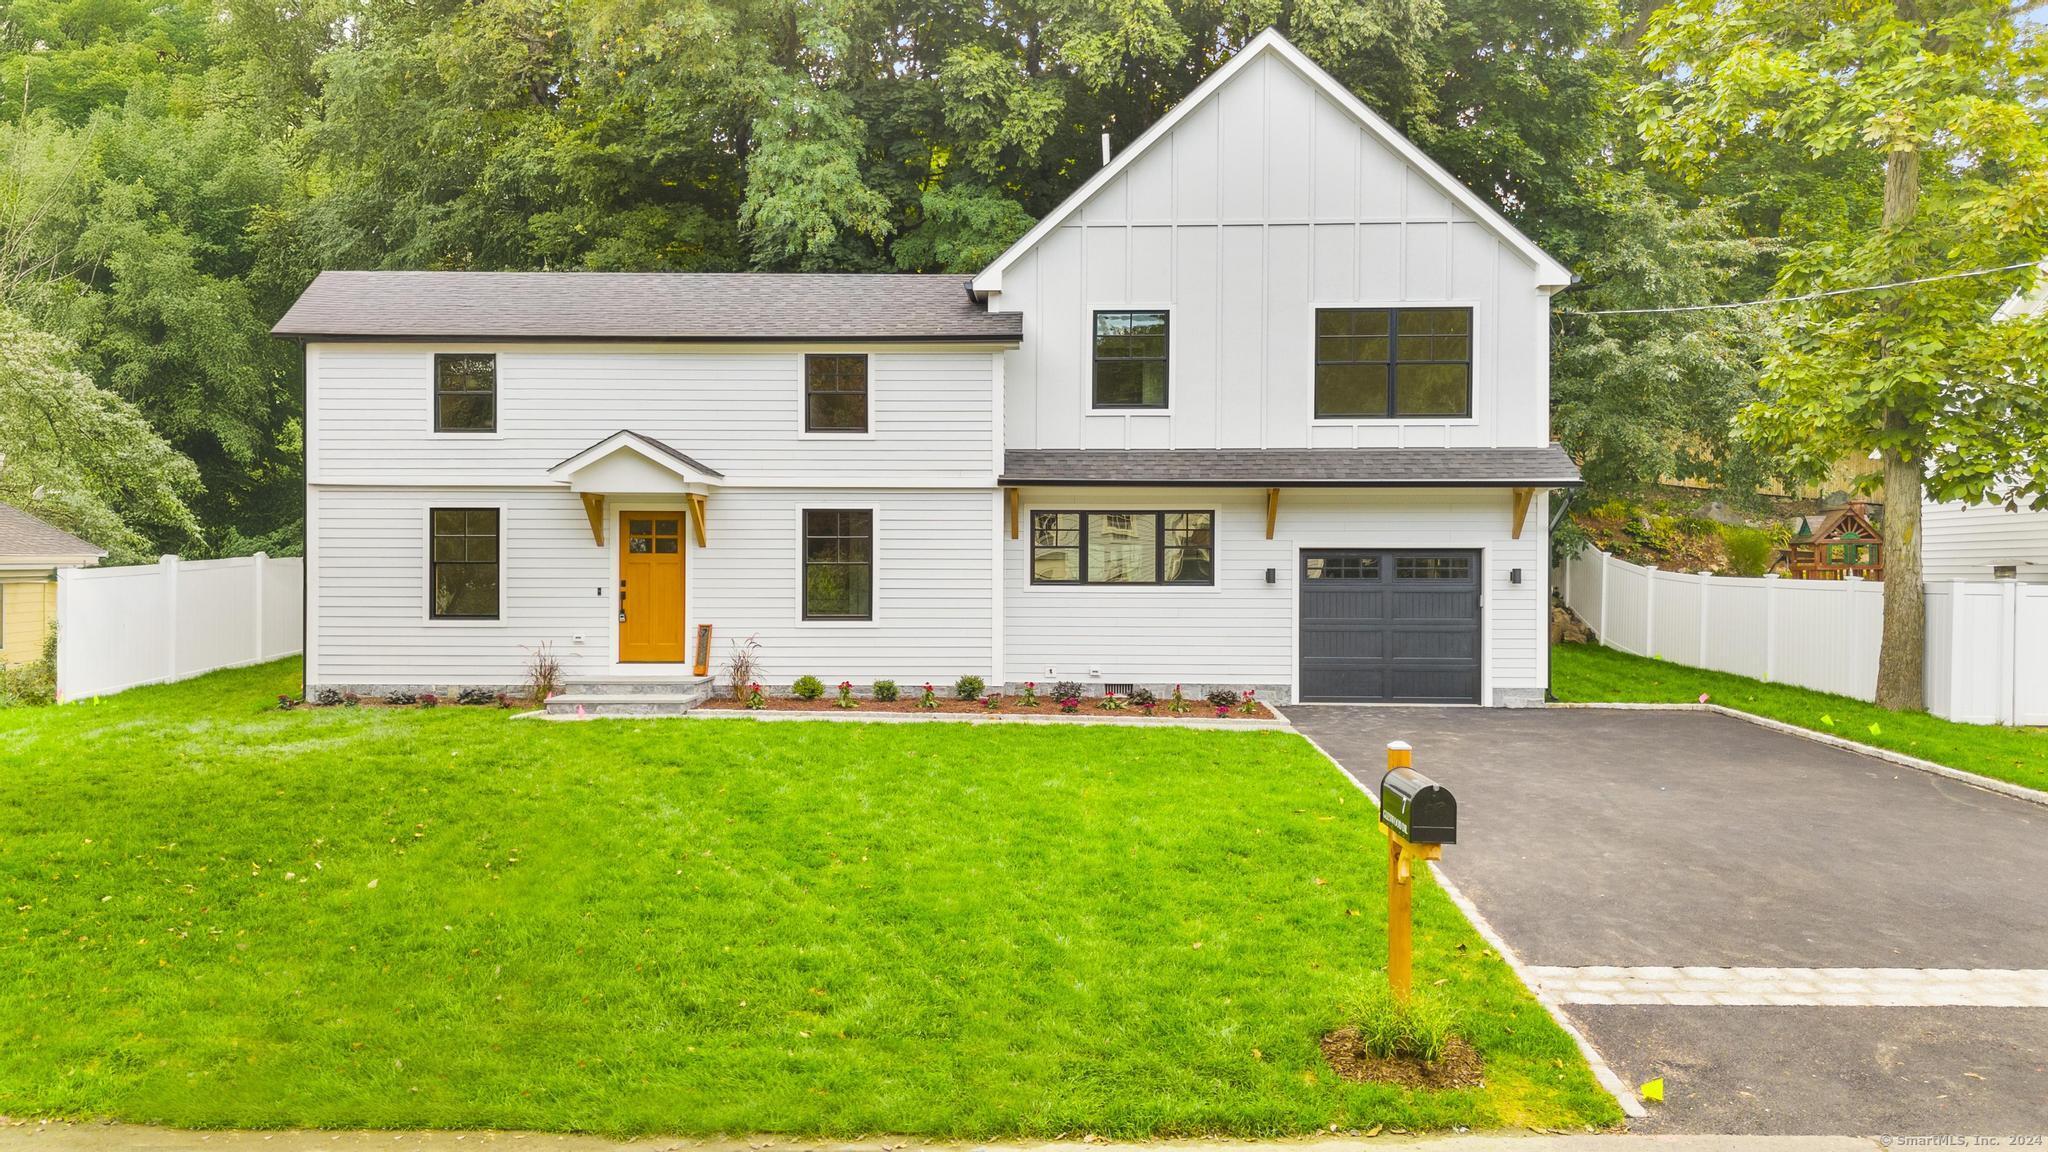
[971,28,1572,295]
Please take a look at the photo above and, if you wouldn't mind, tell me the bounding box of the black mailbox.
[1379,768,1456,845]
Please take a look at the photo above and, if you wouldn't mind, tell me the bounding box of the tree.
[0,306,202,563]
[1634,0,2048,710]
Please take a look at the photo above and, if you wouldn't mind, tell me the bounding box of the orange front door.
[619,512,686,662]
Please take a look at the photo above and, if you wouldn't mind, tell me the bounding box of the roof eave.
[998,477,1584,488]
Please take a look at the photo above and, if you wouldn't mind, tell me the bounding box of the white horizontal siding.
[1923,498,2048,583]
[309,345,997,488]
[992,50,1550,454]
[308,485,996,689]
[1001,486,1545,703]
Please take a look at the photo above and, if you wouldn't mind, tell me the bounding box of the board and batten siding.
[1002,486,1546,704]
[988,50,1550,454]
[308,486,997,690]
[308,344,1000,487]
[1923,498,2048,583]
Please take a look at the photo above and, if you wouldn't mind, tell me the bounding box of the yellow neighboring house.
[0,502,107,667]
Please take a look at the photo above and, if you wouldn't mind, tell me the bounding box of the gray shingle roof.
[0,502,105,560]
[272,271,1022,342]
[999,446,1582,487]
[551,431,726,479]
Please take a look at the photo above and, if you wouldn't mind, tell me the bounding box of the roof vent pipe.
[1101,132,1112,167]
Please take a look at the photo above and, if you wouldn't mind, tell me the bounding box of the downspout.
[1544,487,1577,703]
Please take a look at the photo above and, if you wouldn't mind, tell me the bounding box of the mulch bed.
[1319,1028,1485,1090]
[697,694,1278,720]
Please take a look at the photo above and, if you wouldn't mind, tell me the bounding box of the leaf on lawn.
[1191,941,1202,949]
[1867,722,1882,736]
[366,879,378,889]
[1314,877,1327,886]
[1819,713,1835,726]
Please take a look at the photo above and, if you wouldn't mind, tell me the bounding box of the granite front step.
[544,677,716,716]
[553,676,716,698]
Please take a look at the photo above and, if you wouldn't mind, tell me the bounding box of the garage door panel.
[1300,549,1480,704]
[1388,629,1477,660]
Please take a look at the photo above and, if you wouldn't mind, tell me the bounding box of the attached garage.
[1298,549,1482,703]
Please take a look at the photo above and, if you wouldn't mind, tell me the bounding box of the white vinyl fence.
[56,553,303,702]
[1558,547,2048,726]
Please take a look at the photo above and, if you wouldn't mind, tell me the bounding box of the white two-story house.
[275,29,1580,711]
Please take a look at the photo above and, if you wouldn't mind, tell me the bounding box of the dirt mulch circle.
[1319,1028,1485,1090]
[697,694,1277,720]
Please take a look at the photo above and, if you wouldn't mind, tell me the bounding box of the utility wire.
[1569,260,2041,317]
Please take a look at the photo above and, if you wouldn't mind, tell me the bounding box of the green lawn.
[0,660,1617,1136]
[1552,643,2048,794]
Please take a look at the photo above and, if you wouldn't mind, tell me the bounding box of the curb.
[1286,726,1649,1123]
[1550,701,2048,810]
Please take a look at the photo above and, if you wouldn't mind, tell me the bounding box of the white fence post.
[1762,573,1780,682]
[1644,565,1658,657]
[251,551,268,664]
[1597,550,1611,647]
[2001,579,2019,726]
[1697,570,1712,667]
[159,554,181,683]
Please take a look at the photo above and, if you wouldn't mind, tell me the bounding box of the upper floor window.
[1314,308,1471,419]
[1092,311,1168,409]
[802,509,873,620]
[805,354,869,433]
[430,508,499,619]
[1030,510,1213,585]
[434,354,497,432]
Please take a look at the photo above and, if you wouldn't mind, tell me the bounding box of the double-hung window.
[1091,311,1169,409]
[434,353,497,432]
[802,509,873,620]
[430,508,499,619]
[805,354,869,433]
[1313,308,1471,418]
[1030,511,1213,585]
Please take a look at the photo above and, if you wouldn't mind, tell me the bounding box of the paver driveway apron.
[1283,704,2048,1137]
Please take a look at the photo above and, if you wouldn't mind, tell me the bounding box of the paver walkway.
[1525,966,2048,1008]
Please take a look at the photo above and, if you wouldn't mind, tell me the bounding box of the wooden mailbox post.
[1378,740,1457,1001]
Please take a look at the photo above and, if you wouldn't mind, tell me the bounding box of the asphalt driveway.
[1284,705,2048,1135]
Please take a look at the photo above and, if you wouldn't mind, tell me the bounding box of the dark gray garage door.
[1299,549,1481,703]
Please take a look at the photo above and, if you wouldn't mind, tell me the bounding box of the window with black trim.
[1030,511,1213,585]
[434,354,497,432]
[1092,311,1169,409]
[1396,555,1472,580]
[1314,308,1471,419]
[802,509,873,619]
[430,508,499,619]
[805,354,868,433]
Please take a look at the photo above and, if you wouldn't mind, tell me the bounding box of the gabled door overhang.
[548,430,722,546]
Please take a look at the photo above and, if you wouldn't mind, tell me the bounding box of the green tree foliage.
[1634,0,2048,709]
[0,306,201,563]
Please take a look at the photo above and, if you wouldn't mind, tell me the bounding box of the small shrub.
[1,626,57,707]
[1720,524,1777,577]
[314,687,344,707]
[276,694,297,710]
[954,674,985,700]
[495,692,512,709]
[456,687,496,706]
[1213,704,1230,718]
[1340,977,1459,1066]
[1128,687,1157,708]
[791,675,826,701]
[982,694,1001,710]
[1019,681,1039,707]
[1058,696,1081,714]
[418,693,439,709]
[835,680,858,709]
[1096,695,1126,710]
[918,682,939,710]
[745,682,766,709]
[1138,699,1157,716]
[385,690,419,706]
[342,692,361,707]
[1238,689,1260,715]
[1167,684,1190,714]
[1049,680,1089,702]
[1205,687,1241,709]
[872,679,900,702]
[727,635,763,702]
[525,641,564,704]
